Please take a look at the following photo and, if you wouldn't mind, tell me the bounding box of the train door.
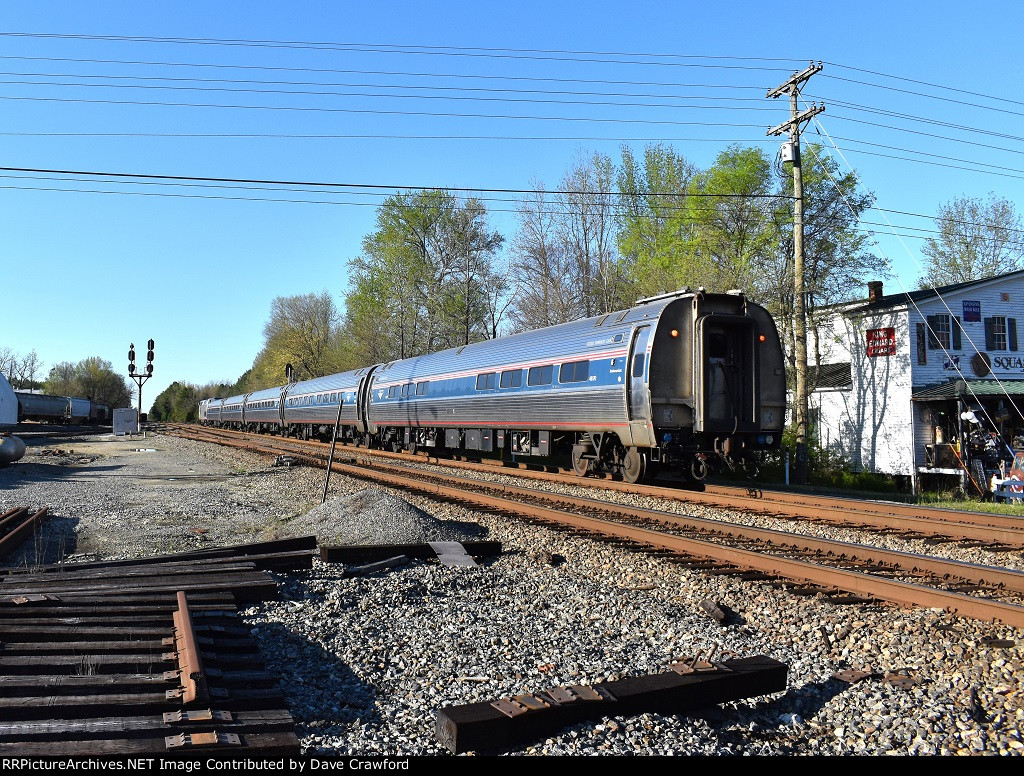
[627,325,652,422]
[356,366,378,433]
[695,316,757,432]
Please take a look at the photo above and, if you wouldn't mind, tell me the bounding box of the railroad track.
[165,424,1024,550]
[166,424,1024,629]
[0,537,314,755]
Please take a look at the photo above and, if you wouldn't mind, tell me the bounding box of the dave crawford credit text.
[0,759,412,771]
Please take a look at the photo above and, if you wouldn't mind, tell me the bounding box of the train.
[14,391,110,425]
[199,288,787,483]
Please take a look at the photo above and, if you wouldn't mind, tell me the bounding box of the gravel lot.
[2,429,1022,756]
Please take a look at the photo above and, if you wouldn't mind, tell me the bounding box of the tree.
[617,143,697,300]
[679,145,779,296]
[343,189,504,362]
[257,292,344,385]
[43,357,132,409]
[149,381,200,422]
[558,151,626,317]
[0,348,44,389]
[920,193,1024,287]
[507,182,579,331]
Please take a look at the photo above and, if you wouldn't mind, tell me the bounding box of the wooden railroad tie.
[435,654,788,754]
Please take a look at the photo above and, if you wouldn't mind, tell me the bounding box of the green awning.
[912,379,1024,400]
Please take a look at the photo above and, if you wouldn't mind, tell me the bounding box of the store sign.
[866,327,896,356]
[963,300,981,322]
[992,355,1024,372]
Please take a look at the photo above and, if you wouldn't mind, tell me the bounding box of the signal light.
[147,350,154,362]
[146,363,153,375]
[128,363,135,375]
[759,334,766,342]
[128,347,136,362]
[670,329,679,338]
[147,339,155,351]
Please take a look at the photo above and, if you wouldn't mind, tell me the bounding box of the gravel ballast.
[1,430,1022,756]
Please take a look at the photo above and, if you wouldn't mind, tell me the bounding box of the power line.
[0,69,775,103]
[823,61,1024,110]
[0,165,790,199]
[0,33,804,71]
[0,78,784,112]
[0,94,772,128]
[0,55,774,93]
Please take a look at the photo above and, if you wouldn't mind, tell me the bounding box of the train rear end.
[648,291,785,478]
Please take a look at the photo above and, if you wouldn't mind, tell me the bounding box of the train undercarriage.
[218,419,764,485]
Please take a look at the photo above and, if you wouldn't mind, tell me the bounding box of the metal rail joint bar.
[165,590,211,705]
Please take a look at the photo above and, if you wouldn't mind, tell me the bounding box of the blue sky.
[3,1,1023,411]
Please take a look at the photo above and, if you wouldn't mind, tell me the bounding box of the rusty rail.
[169,424,1024,546]
[0,507,48,559]
[169,591,210,706]
[170,425,1024,628]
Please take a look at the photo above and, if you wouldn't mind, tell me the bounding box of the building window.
[985,316,1018,351]
[527,365,553,386]
[559,360,590,383]
[476,372,497,390]
[500,369,522,388]
[926,314,951,350]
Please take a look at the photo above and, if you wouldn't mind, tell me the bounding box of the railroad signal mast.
[128,339,154,433]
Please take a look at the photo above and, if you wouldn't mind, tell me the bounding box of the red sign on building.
[866,327,896,357]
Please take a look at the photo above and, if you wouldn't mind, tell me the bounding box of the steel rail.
[171,424,1024,545]
[171,426,1024,628]
[0,508,48,559]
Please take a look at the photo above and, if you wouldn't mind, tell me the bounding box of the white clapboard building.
[807,270,1024,493]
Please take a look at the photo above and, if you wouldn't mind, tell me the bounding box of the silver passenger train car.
[199,289,786,483]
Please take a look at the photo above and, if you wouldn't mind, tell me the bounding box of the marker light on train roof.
[670,329,679,338]
[759,334,766,342]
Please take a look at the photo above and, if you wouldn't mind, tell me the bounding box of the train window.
[595,314,610,327]
[613,333,623,343]
[559,360,591,383]
[499,369,522,388]
[401,384,410,397]
[388,385,398,398]
[330,393,337,402]
[476,372,497,390]
[632,353,646,378]
[707,332,728,359]
[415,381,429,395]
[527,365,553,386]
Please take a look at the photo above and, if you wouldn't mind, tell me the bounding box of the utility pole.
[767,62,824,486]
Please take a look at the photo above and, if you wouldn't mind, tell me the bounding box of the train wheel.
[571,446,590,477]
[622,447,646,484]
